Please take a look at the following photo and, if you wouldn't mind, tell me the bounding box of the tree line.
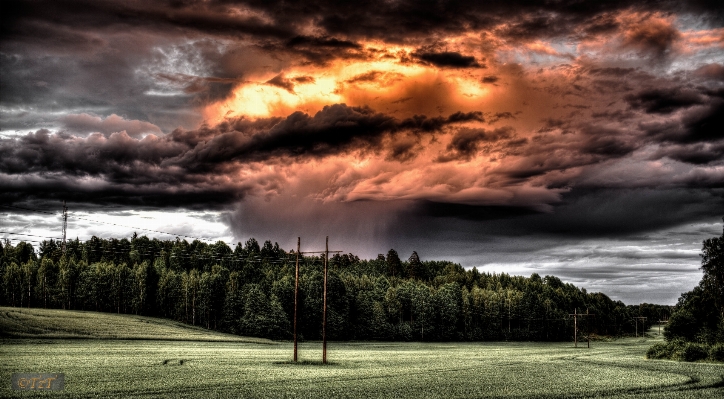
[647,220,724,361]
[1,234,671,341]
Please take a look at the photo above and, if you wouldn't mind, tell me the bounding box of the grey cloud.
[60,113,163,137]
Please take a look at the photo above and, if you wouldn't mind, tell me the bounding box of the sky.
[1,0,723,305]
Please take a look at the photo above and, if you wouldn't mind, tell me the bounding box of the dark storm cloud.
[488,122,640,182]
[273,35,369,65]
[481,75,499,84]
[640,97,724,146]
[1,0,293,41]
[497,11,577,42]
[436,127,515,162]
[264,74,317,92]
[579,125,638,157]
[4,1,720,53]
[175,105,483,166]
[0,105,482,204]
[0,176,248,209]
[286,35,361,49]
[651,142,724,165]
[265,74,296,93]
[487,112,516,124]
[625,88,706,114]
[680,98,724,143]
[588,67,637,76]
[412,50,483,68]
[410,188,724,238]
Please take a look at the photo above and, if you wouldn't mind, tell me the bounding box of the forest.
[646,221,724,361]
[1,234,671,341]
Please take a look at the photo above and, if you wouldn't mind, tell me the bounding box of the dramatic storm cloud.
[2,0,723,304]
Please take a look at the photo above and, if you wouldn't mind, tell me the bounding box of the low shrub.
[709,344,724,362]
[676,342,708,362]
[646,343,671,359]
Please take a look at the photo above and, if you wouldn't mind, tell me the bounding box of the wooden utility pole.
[569,308,595,348]
[322,236,328,364]
[293,237,300,362]
[293,237,342,364]
[633,316,647,337]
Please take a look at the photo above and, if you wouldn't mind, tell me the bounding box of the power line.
[68,214,220,243]
[3,203,225,244]
[0,204,58,215]
[0,231,63,240]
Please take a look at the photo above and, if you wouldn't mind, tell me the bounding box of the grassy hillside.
[0,307,273,343]
[2,339,723,398]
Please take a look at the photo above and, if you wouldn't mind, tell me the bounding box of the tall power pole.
[293,237,300,362]
[322,236,328,364]
[61,201,68,254]
[292,237,342,364]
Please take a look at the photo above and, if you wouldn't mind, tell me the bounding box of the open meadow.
[1,308,722,398]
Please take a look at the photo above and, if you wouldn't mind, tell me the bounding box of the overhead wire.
[3,203,228,244]
[0,231,63,240]
[3,203,303,266]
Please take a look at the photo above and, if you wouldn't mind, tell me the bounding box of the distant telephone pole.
[61,201,68,254]
[633,316,647,337]
[569,308,595,348]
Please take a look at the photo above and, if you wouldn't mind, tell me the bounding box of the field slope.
[0,307,272,343]
[1,308,722,398]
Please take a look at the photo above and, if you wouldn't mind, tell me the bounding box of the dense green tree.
[238,284,290,339]
[3,262,22,307]
[407,251,422,280]
[57,257,79,309]
[182,269,201,325]
[386,249,403,278]
[21,260,39,308]
[36,257,58,308]
[664,309,698,341]
[222,271,244,333]
[157,267,182,320]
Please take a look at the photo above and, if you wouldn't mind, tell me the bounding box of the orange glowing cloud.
[203,41,494,123]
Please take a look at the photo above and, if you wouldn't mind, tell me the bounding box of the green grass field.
[1,308,722,398]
